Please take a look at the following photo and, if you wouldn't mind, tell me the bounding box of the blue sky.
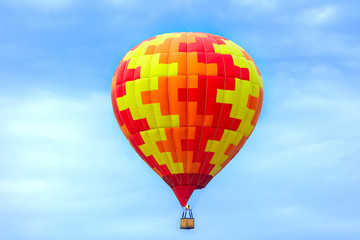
[1,0,360,239]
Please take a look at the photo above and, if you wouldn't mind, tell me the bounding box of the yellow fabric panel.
[239,120,254,138]
[233,55,252,69]
[122,50,134,62]
[213,42,233,55]
[127,53,178,78]
[248,61,259,85]
[248,60,263,88]
[151,53,178,77]
[213,40,245,57]
[138,55,152,77]
[116,78,179,129]
[123,39,152,61]
[206,129,244,176]
[149,76,180,128]
[139,128,184,174]
[159,32,182,40]
[251,83,260,98]
[216,78,253,121]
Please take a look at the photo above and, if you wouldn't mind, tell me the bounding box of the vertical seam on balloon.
[129,42,148,134]
[167,34,183,185]
[146,35,171,184]
[130,43,156,177]
[114,63,126,135]
[252,73,263,125]
[191,32,210,186]
[191,32,208,186]
[205,35,232,178]
[215,43,253,177]
[158,33,180,185]
[215,54,255,177]
[185,32,191,185]
[117,50,133,134]
[220,57,256,175]
[117,42,153,175]
[225,41,244,131]
[115,49,139,155]
[245,61,262,134]
[240,58,256,136]
[197,33,227,183]
[215,41,249,175]
[211,40,251,177]
[118,44,144,137]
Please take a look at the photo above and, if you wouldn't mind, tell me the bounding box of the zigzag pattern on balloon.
[111,32,263,193]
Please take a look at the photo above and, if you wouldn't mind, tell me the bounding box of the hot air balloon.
[111,32,263,229]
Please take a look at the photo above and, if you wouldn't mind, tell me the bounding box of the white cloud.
[230,61,360,208]
[4,96,72,144]
[0,88,136,184]
[0,179,51,195]
[0,0,360,239]
[0,89,166,238]
[0,90,138,178]
[2,92,97,143]
[299,5,338,25]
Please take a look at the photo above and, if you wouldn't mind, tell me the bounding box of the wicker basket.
[180,218,194,229]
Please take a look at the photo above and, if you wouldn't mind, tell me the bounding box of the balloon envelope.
[111,32,263,206]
